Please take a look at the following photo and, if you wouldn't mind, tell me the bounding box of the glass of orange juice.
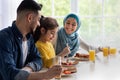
[89,48,95,62]
[110,48,117,55]
[103,47,109,57]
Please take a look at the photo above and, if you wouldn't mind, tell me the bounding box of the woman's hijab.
[56,13,81,57]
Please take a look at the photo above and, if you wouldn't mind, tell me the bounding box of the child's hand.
[61,46,71,57]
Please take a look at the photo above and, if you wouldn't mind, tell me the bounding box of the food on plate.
[62,62,73,66]
[62,60,79,66]
[61,66,77,77]
[75,53,89,58]
[67,66,77,73]
[63,70,71,74]
[62,66,77,74]
[73,53,89,61]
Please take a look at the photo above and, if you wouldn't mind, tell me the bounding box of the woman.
[33,16,70,68]
[53,13,101,57]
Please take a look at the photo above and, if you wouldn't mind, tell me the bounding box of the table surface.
[53,52,120,80]
[40,52,120,80]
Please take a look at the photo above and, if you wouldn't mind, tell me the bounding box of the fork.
[66,43,69,63]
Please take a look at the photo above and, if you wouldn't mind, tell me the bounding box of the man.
[0,0,62,80]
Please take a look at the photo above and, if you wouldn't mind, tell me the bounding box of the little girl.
[33,16,70,68]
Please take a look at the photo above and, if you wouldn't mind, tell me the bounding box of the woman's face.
[43,28,58,42]
[64,17,77,34]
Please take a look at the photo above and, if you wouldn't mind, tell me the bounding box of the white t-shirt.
[22,40,28,65]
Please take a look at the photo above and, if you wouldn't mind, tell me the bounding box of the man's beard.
[29,27,34,35]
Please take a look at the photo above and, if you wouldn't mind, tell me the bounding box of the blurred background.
[0,0,120,48]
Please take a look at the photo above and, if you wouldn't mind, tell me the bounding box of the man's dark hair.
[17,0,42,13]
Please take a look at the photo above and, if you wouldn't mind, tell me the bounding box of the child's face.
[44,28,58,42]
[64,17,77,34]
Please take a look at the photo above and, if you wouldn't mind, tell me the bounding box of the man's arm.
[0,31,30,80]
[27,65,62,80]
[25,37,43,72]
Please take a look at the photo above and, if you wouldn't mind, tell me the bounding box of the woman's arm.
[79,37,101,53]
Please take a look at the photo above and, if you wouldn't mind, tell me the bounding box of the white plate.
[71,57,89,61]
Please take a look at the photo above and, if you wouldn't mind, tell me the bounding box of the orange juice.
[103,47,109,57]
[89,50,95,62]
[110,48,117,54]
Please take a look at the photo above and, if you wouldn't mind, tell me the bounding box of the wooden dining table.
[51,52,120,80]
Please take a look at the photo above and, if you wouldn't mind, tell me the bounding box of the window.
[78,0,120,48]
[38,0,120,48]
[37,0,70,26]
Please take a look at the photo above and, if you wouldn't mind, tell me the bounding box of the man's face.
[29,12,40,33]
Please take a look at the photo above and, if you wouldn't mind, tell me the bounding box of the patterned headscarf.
[56,13,81,57]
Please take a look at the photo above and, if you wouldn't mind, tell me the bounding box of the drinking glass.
[53,56,62,80]
[89,47,95,62]
[109,48,117,55]
[102,47,109,64]
[103,47,109,57]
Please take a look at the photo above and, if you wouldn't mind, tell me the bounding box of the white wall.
[0,0,21,30]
